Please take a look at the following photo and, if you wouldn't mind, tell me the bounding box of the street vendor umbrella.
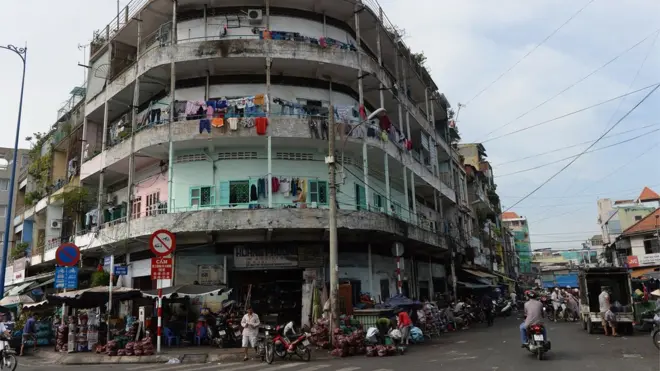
[651,289,660,297]
[0,295,35,307]
[141,284,229,299]
[46,287,142,308]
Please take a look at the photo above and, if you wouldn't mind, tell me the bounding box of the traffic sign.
[55,243,81,267]
[149,229,176,257]
[114,265,128,276]
[151,257,173,280]
[55,266,79,289]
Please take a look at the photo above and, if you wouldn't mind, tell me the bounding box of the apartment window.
[0,178,8,191]
[309,180,328,205]
[644,239,660,254]
[0,205,5,218]
[131,197,142,219]
[229,181,249,204]
[146,192,160,216]
[372,193,384,211]
[190,186,215,207]
[0,159,7,171]
[634,215,643,221]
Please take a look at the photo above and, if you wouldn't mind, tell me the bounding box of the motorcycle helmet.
[525,290,537,300]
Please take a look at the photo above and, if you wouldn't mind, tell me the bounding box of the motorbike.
[651,313,660,350]
[524,323,551,361]
[271,322,312,361]
[0,335,17,371]
[254,324,275,364]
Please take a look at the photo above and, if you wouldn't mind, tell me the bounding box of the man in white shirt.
[599,286,618,336]
[240,306,260,361]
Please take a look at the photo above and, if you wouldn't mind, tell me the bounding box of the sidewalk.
[28,346,259,365]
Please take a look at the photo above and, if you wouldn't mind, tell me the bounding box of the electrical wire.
[497,128,659,177]
[465,0,597,105]
[492,122,660,166]
[503,83,660,212]
[477,27,660,141]
[482,83,659,143]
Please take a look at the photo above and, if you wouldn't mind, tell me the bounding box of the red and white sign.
[151,257,173,280]
[149,229,176,257]
[627,253,660,268]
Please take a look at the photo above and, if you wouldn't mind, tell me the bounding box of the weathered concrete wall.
[84,39,444,153]
[80,116,455,200]
[68,208,445,258]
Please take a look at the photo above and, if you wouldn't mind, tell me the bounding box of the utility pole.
[327,81,339,340]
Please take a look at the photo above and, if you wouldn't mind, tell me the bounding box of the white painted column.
[362,142,369,210]
[167,2,177,213]
[367,244,373,298]
[428,257,434,301]
[384,153,391,214]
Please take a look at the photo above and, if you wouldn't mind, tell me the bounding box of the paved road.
[15,317,659,371]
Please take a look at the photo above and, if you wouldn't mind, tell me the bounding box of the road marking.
[334,368,362,371]
[128,364,171,371]
[294,365,331,371]
[191,362,242,371]
[448,356,478,361]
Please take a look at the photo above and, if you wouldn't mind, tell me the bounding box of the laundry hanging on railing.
[259,30,357,52]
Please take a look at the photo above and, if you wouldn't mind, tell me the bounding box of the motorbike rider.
[481,292,494,325]
[520,290,547,347]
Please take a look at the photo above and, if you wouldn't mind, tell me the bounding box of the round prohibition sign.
[149,229,176,257]
[56,243,81,267]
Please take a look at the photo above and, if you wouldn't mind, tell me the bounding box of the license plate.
[533,335,544,341]
[265,331,269,336]
[302,340,310,347]
[235,331,242,337]
[219,330,226,336]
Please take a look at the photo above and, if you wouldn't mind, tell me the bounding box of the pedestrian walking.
[240,306,260,361]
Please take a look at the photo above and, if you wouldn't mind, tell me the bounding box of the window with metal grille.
[275,152,314,161]
[131,197,142,219]
[217,152,258,160]
[309,180,328,205]
[229,181,250,204]
[146,192,160,216]
[176,153,206,163]
[0,178,8,191]
[191,186,215,207]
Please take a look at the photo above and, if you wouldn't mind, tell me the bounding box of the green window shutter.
[355,184,366,210]
[318,181,328,205]
[218,182,230,206]
[309,180,319,204]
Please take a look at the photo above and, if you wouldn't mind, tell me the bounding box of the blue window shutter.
[355,184,366,210]
[218,182,230,206]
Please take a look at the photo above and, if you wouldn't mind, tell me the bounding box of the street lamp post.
[0,44,27,299]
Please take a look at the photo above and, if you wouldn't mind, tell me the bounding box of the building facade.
[501,211,532,274]
[615,208,660,277]
[8,0,512,316]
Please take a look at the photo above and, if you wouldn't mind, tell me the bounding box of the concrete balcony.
[81,116,455,201]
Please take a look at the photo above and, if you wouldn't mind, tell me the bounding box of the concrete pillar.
[384,152,391,215]
[204,71,210,100]
[354,1,364,106]
[167,0,177,213]
[203,4,207,40]
[377,7,384,109]
[410,170,417,224]
[127,12,142,226]
[265,0,272,209]
[368,244,373,298]
[267,136,272,208]
[97,41,112,225]
[428,257,434,300]
[362,142,369,210]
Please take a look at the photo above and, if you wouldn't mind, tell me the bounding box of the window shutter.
[218,182,230,206]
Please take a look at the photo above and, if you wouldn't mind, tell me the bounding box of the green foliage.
[24,191,43,206]
[411,52,427,67]
[91,270,110,287]
[26,133,52,194]
[11,242,29,259]
[52,187,93,214]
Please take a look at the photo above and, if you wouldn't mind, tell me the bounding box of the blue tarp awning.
[555,274,578,288]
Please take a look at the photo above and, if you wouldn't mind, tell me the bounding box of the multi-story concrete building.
[13,1,514,318]
[501,211,532,274]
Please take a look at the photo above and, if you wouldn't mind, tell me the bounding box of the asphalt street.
[15,317,660,371]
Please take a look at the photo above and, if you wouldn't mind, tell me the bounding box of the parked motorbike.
[271,322,312,361]
[0,334,17,371]
[524,324,551,361]
[255,324,275,364]
[651,313,660,350]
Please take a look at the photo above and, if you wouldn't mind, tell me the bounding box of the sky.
[1,1,659,251]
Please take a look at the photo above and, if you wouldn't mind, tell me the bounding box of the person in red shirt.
[397,309,412,345]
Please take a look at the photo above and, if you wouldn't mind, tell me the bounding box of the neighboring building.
[0,147,30,273]
[11,1,507,318]
[615,208,660,277]
[501,211,532,274]
[597,186,659,245]
[532,247,599,271]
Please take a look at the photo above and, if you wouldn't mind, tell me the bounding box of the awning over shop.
[141,285,229,299]
[463,268,498,279]
[491,272,515,282]
[631,267,660,279]
[46,287,141,309]
[23,300,51,310]
[4,282,33,297]
[458,281,493,289]
[3,272,55,296]
[0,295,35,308]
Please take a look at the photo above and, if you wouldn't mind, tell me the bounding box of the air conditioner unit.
[50,220,61,229]
[247,9,263,24]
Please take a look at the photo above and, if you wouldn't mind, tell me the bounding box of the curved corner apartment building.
[12,0,474,313]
